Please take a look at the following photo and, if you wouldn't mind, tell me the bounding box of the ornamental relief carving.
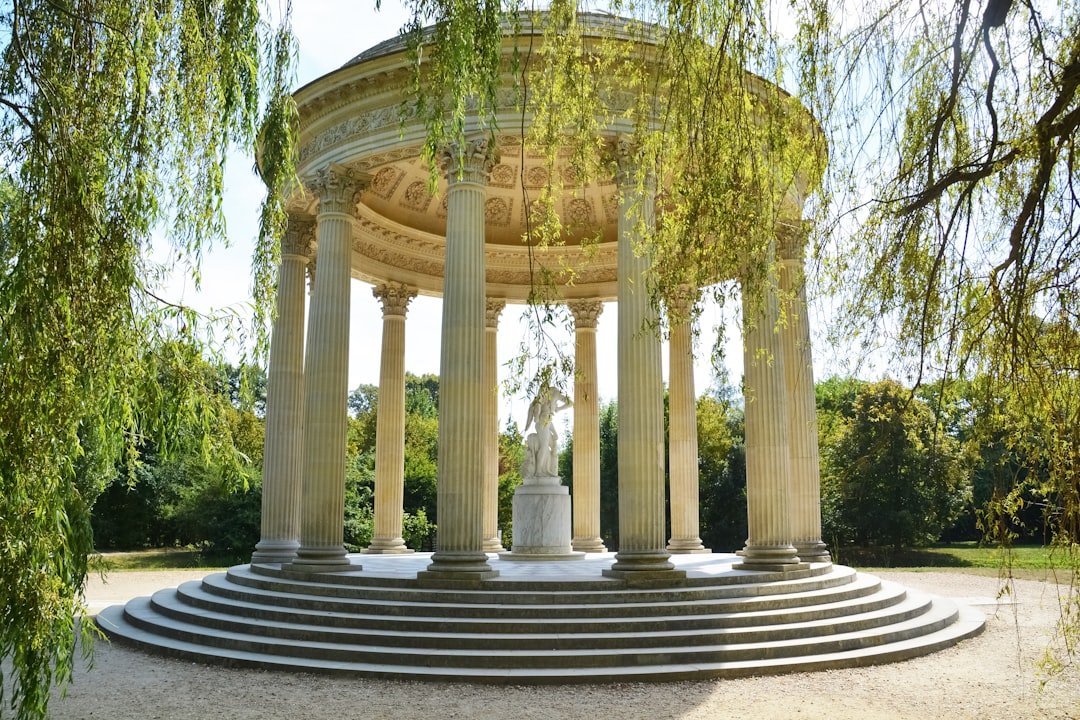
[399,181,434,212]
[357,241,444,279]
[602,192,620,223]
[485,198,513,227]
[564,197,595,227]
[369,166,405,199]
[489,163,517,188]
[297,68,412,130]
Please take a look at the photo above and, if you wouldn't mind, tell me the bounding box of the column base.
[795,540,832,564]
[603,554,687,587]
[666,537,711,554]
[734,543,805,573]
[418,551,498,585]
[363,537,414,554]
[250,539,299,565]
[482,537,506,553]
[572,537,608,553]
[606,550,683,578]
[289,544,355,573]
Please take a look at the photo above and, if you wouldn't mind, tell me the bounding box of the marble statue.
[522,381,572,480]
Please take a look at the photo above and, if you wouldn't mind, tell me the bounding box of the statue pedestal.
[499,479,585,561]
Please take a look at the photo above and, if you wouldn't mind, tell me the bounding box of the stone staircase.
[95,554,984,682]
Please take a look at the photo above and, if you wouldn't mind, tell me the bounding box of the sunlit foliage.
[0,2,294,717]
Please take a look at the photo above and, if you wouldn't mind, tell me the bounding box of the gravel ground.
[38,569,1080,719]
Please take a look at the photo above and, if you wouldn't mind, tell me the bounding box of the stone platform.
[96,552,984,683]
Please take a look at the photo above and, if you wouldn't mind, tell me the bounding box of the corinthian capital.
[485,299,506,328]
[372,282,418,317]
[439,137,499,185]
[776,221,806,263]
[664,284,699,318]
[282,214,316,257]
[306,163,372,215]
[568,300,604,329]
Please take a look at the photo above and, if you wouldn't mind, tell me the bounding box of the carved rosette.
[372,282,417,317]
[306,163,372,216]
[439,138,499,186]
[282,215,316,258]
[568,300,604,329]
[485,299,506,329]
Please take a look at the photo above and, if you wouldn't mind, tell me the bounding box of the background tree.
[822,379,970,551]
[696,385,746,551]
[499,419,525,546]
[597,400,621,550]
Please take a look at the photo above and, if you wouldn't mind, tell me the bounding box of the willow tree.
[803,0,1080,677]
[0,2,295,718]
[398,0,1078,674]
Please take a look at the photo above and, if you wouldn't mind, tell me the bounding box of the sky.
[165,1,855,426]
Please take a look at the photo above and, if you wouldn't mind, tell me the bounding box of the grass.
[839,541,1078,583]
[91,548,232,571]
[93,542,1078,583]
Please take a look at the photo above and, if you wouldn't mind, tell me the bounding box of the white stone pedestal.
[500,479,585,561]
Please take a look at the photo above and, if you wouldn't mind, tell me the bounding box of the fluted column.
[421,139,499,581]
[779,229,830,563]
[568,300,607,553]
[605,138,682,580]
[666,286,708,553]
[252,214,313,565]
[736,237,805,572]
[482,299,507,552]
[291,164,369,572]
[365,282,418,554]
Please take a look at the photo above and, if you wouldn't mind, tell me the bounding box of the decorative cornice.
[485,299,507,328]
[306,163,372,215]
[568,300,604,329]
[372,281,417,317]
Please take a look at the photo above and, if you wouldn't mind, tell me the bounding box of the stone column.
[567,300,607,553]
[251,214,313,565]
[605,138,682,581]
[481,299,507,552]
[291,164,369,572]
[736,237,805,572]
[365,282,418,554]
[666,286,708,553]
[420,139,499,582]
[779,229,830,563]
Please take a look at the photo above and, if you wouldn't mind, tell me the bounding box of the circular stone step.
[94,552,984,682]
